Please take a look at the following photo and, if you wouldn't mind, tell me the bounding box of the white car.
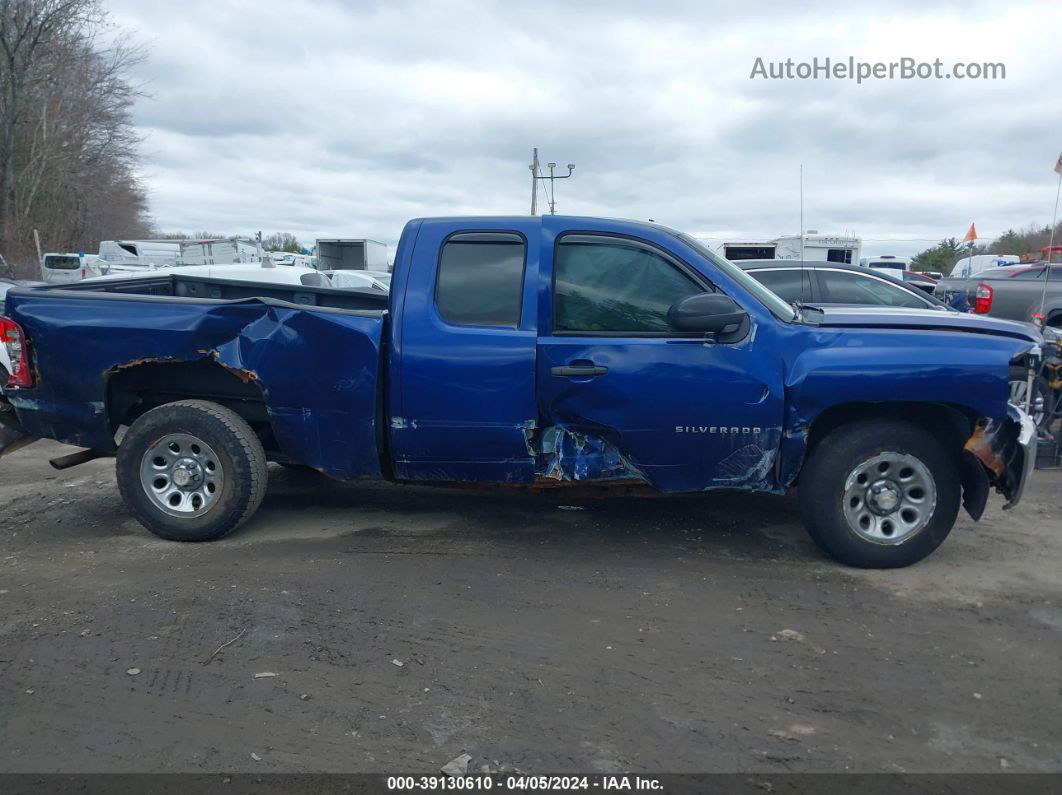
[321,270,391,292]
[85,263,333,288]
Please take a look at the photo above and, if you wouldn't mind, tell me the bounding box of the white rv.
[772,233,861,264]
[717,233,861,264]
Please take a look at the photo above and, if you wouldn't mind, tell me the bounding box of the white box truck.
[315,239,388,271]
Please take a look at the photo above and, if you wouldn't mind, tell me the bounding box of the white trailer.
[718,241,778,261]
[315,239,388,271]
[772,233,861,264]
[716,233,860,264]
[179,238,260,266]
[98,240,181,268]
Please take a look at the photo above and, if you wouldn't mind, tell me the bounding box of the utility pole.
[529,148,540,216]
[529,149,575,215]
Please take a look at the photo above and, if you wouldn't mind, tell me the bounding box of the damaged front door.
[536,233,784,492]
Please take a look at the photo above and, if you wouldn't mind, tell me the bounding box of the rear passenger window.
[750,269,812,303]
[436,232,525,327]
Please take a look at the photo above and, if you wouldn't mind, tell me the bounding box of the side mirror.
[667,293,748,334]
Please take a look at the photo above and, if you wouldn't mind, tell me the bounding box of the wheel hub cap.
[867,479,902,514]
[842,452,937,545]
[139,433,224,518]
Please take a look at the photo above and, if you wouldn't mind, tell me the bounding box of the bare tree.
[263,232,303,253]
[0,0,150,274]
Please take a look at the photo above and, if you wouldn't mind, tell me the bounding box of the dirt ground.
[0,440,1060,774]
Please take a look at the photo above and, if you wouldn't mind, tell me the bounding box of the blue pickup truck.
[0,216,1040,567]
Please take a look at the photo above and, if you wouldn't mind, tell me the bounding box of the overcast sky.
[107,0,1062,259]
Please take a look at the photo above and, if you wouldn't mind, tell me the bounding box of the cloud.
[107,0,1062,259]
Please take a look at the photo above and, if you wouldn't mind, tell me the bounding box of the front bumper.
[964,405,1037,510]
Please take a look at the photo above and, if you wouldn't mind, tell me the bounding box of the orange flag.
[962,223,977,244]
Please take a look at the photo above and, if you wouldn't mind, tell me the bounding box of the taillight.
[973,283,993,314]
[1032,313,1046,328]
[0,315,33,387]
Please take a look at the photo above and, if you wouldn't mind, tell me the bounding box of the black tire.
[116,400,268,541]
[1008,365,1051,431]
[798,419,961,568]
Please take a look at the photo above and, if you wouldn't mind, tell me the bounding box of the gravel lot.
[0,441,1060,774]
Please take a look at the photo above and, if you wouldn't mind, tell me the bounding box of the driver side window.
[554,236,705,333]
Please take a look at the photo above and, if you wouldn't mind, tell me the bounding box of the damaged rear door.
[391,219,541,482]
[535,230,785,492]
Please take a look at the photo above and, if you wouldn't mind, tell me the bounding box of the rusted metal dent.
[964,421,1005,477]
[104,353,259,385]
[104,356,178,377]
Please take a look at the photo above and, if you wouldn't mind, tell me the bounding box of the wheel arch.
[106,360,276,452]
[804,401,976,458]
[795,401,988,520]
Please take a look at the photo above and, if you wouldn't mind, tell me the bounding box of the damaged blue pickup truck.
[0,216,1040,567]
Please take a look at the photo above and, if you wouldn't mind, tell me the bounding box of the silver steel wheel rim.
[842,452,936,545]
[139,433,224,518]
[1009,379,1045,426]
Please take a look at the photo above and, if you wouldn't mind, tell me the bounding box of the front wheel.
[798,419,961,568]
[116,400,268,541]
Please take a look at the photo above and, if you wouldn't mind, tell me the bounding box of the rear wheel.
[799,419,960,568]
[116,400,267,541]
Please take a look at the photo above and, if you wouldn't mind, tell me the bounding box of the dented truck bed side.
[3,290,386,479]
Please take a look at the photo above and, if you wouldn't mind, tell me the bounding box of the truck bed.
[3,276,389,479]
[42,272,390,311]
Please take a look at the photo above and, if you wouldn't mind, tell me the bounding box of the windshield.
[676,234,796,321]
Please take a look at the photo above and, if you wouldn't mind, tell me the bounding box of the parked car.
[85,263,335,289]
[40,253,90,284]
[736,260,951,310]
[321,269,391,292]
[934,263,1062,326]
[859,255,910,278]
[0,216,1039,568]
[901,270,938,294]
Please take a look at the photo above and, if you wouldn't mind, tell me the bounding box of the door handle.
[551,365,608,377]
